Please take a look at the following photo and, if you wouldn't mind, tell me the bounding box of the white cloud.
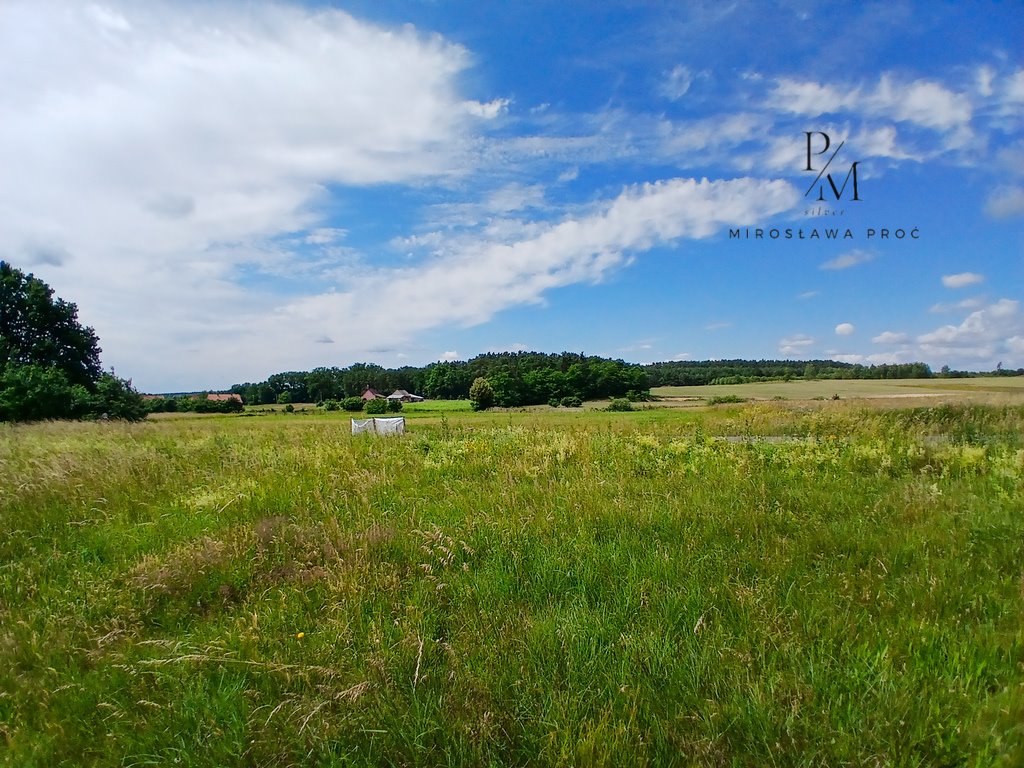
[464,98,510,119]
[869,75,971,130]
[268,177,799,364]
[917,299,1023,362]
[798,290,819,299]
[779,334,814,355]
[985,185,1024,218]
[820,249,874,270]
[976,66,995,98]
[942,272,984,288]
[557,167,580,182]
[872,331,908,344]
[661,65,693,100]
[835,323,855,336]
[305,228,347,245]
[769,74,971,131]
[1005,70,1024,103]
[770,79,852,116]
[930,296,986,313]
[0,0,491,389]
[439,350,460,362]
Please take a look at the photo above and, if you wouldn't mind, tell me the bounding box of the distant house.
[386,389,424,403]
[361,388,383,401]
[207,393,243,403]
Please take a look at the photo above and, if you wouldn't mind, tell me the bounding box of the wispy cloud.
[779,334,815,355]
[942,272,984,288]
[820,250,874,270]
[930,296,986,313]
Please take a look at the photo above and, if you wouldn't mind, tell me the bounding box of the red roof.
[207,393,243,402]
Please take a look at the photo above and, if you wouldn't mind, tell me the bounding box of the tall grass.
[1,404,1022,766]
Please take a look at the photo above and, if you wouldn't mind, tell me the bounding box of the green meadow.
[2,402,1022,766]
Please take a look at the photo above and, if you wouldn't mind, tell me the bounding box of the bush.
[560,395,583,408]
[548,398,560,408]
[322,399,341,411]
[276,391,293,405]
[606,398,633,412]
[342,397,365,412]
[469,377,495,411]
[365,397,389,414]
[91,373,148,421]
[284,403,295,413]
[387,398,403,413]
[706,394,747,405]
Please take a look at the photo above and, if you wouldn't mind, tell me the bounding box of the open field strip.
[653,376,1024,404]
[2,403,1023,766]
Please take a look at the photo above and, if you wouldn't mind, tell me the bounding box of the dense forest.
[229,352,648,408]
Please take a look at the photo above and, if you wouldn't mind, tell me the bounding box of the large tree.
[1,261,102,387]
[1,261,143,422]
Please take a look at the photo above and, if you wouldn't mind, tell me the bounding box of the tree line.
[230,352,650,408]
[643,359,935,387]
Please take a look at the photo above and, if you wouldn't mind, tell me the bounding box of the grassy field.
[653,376,1024,403]
[2,402,1023,766]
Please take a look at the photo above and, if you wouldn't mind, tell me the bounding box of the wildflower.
[296,632,305,639]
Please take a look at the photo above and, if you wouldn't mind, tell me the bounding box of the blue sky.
[2,0,1022,391]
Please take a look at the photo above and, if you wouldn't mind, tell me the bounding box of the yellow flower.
[296,632,305,639]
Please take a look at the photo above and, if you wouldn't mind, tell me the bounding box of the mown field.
[2,402,1023,767]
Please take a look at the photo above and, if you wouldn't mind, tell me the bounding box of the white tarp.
[374,417,405,435]
[351,419,374,435]
[351,417,405,435]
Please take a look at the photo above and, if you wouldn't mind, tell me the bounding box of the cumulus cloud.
[820,250,874,270]
[439,351,460,362]
[917,299,1023,362]
[942,272,984,288]
[872,331,908,344]
[0,0,490,389]
[835,323,855,336]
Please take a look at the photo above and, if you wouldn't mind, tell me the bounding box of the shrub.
[548,398,560,408]
[284,403,295,413]
[469,377,495,411]
[365,397,389,414]
[707,394,747,405]
[322,399,341,411]
[387,398,403,413]
[276,391,293,405]
[560,395,583,408]
[342,397,365,412]
[606,398,633,412]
